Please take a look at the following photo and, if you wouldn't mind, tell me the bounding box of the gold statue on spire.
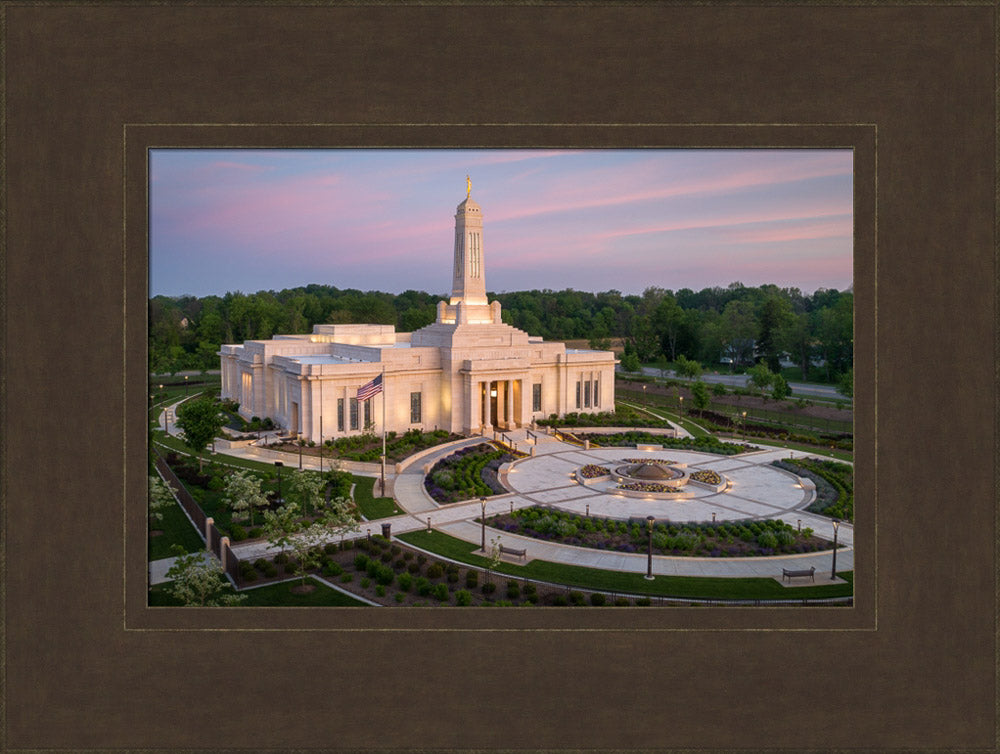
[466,174,471,198]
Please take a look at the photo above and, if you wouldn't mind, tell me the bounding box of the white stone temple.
[219,185,617,442]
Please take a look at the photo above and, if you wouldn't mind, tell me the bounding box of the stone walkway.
[225,427,853,581]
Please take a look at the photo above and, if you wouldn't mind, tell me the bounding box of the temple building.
[219,184,616,442]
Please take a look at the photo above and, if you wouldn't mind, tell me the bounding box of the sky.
[149,149,853,298]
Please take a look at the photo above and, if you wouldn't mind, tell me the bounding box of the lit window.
[575,381,581,409]
[532,383,542,412]
[411,392,422,423]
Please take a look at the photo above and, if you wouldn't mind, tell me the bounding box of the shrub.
[426,563,444,579]
[375,564,394,587]
[207,475,225,492]
[360,578,370,588]
[757,531,779,549]
[552,595,568,606]
[397,572,413,592]
[636,597,652,606]
[248,527,263,539]
[417,554,428,565]
[322,561,344,577]
[390,545,402,557]
[506,581,521,600]
[481,582,497,595]
[394,592,406,603]
[403,551,414,561]
[569,591,586,606]
[416,577,433,596]
[274,552,289,565]
[614,597,630,606]
[465,570,479,588]
[590,593,606,606]
[433,583,449,601]
[455,589,472,606]
[407,562,421,574]
[340,573,353,583]
[323,541,339,553]
[229,524,247,541]
[380,551,392,563]
[522,582,537,597]
[393,558,407,571]
[353,553,370,571]
[375,585,386,597]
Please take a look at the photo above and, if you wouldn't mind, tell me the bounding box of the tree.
[324,466,353,500]
[779,312,814,381]
[721,300,757,371]
[222,470,269,526]
[757,296,793,373]
[837,368,853,399]
[164,545,246,606]
[747,363,775,398]
[175,397,226,470]
[675,354,703,381]
[149,474,175,526]
[263,495,359,588]
[620,352,641,373]
[690,380,710,411]
[286,470,327,518]
[771,374,792,401]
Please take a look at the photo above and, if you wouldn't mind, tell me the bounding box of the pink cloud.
[723,217,853,244]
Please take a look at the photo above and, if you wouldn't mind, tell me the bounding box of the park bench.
[499,544,527,560]
[782,567,815,582]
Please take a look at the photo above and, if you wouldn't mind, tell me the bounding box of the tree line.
[150,281,852,383]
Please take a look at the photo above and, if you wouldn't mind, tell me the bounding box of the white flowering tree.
[263,494,359,590]
[222,469,269,526]
[286,469,327,517]
[148,474,175,527]
[164,545,246,606]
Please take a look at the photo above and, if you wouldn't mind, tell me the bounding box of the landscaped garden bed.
[772,457,854,521]
[423,443,517,503]
[575,464,611,485]
[575,431,758,455]
[227,536,647,606]
[485,507,830,557]
[270,428,463,463]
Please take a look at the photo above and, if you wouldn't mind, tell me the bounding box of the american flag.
[357,374,383,401]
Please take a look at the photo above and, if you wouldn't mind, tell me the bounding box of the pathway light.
[645,515,655,580]
[830,519,840,580]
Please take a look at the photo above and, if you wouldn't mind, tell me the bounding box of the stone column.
[506,380,515,429]
[204,517,214,548]
[219,536,230,572]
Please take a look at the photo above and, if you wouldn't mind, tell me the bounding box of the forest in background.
[149,281,853,384]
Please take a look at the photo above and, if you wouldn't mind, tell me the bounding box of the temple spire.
[449,189,487,307]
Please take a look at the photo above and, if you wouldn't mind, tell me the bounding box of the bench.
[499,544,527,560]
[782,567,815,582]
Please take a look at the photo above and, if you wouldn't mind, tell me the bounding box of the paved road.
[628,366,848,401]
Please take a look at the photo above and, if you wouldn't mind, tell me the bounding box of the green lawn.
[353,476,404,519]
[398,530,854,601]
[149,577,368,606]
[149,500,204,560]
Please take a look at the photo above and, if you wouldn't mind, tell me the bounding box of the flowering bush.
[578,464,610,478]
[690,470,722,485]
[617,482,684,493]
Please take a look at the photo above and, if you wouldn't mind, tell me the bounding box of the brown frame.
[3,3,995,751]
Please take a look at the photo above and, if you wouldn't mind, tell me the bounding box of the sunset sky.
[150,149,853,298]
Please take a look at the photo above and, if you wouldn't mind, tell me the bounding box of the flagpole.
[380,368,386,496]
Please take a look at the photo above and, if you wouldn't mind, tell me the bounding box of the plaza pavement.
[227,426,852,581]
[155,402,853,582]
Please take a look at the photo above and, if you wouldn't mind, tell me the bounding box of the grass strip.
[149,500,205,560]
[149,577,368,607]
[353,475,404,518]
[398,530,853,601]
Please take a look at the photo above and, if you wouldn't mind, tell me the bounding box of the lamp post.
[679,395,684,418]
[367,528,372,548]
[274,461,283,504]
[830,519,840,580]
[480,496,487,553]
[184,374,189,395]
[644,515,655,580]
[741,411,747,442]
[297,432,303,469]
